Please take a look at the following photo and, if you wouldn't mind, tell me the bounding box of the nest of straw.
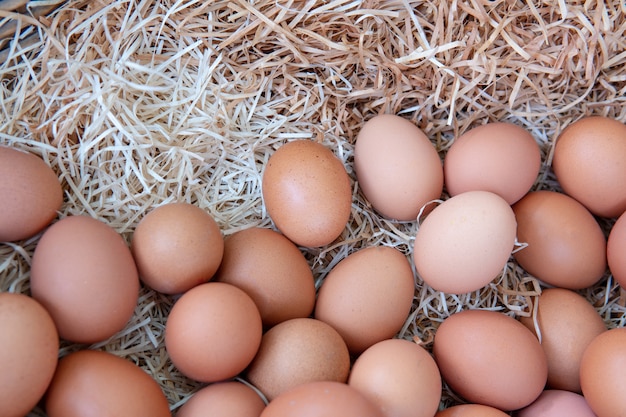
[1,0,625,415]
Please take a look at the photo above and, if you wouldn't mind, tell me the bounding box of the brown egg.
[519,288,606,393]
[354,114,443,221]
[444,122,541,205]
[177,381,265,417]
[0,146,63,242]
[433,309,547,411]
[246,317,350,401]
[215,227,315,327]
[512,190,606,289]
[552,115,626,218]
[515,390,597,417]
[260,381,383,417]
[45,349,170,417]
[30,215,139,344]
[580,327,626,416]
[261,140,352,247]
[314,246,415,354]
[0,292,59,417]
[348,338,441,417]
[607,210,626,288]
[131,202,224,294]
[436,404,510,417]
[165,282,262,383]
[413,191,517,294]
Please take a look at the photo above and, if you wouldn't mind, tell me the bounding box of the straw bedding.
[1,0,625,414]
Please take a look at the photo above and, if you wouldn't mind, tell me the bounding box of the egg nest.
[1,0,626,415]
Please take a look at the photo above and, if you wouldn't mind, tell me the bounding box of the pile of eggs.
[2,113,626,417]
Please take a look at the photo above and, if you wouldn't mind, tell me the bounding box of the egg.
[413,190,517,294]
[45,349,170,417]
[580,327,626,416]
[215,227,315,327]
[314,245,415,354]
[607,209,626,288]
[515,390,597,417]
[435,404,510,417]
[164,282,262,383]
[245,318,350,401]
[0,145,63,242]
[131,202,224,294]
[261,139,352,247]
[30,215,139,344]
[0,292,59,417]
[433,309,548,411]
[443,122,541,205]
[176,381,265,417]
[348,338,442,417]
[519,288,606,393]
[260,381,382,417]
[354,114,443,221]
[512,190,606,289]
[552,115,626,218]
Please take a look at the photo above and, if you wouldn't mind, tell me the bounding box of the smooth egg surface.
[176,381,265,417]
[515,389,597,417]
[435,404,510,417]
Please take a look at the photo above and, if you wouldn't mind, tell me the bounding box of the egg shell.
[260,381,383,417]
[433,309,548,411]
[443,122,541,205]
[413,190,517,294]
[607,209,626,288]
[0,292,59,417]
[131,202,224,294]
[435,404,510,417]
[0,146,63,242]
[354,114,443,221]
[176,381,265,417]
[164,282,262,383]
[515,390,597,417]
[552,115,626,218]
[245,317,351,401]
[30,215,139,344]
[580,327,626,417]
[314,245,415,354]
[512,190,607,289]
[215,227,315,327]
[519,288,606,393]
[348,338,442,417]
[261,139,352,247]
[45,349,170,417]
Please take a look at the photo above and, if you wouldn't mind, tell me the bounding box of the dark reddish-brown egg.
[215,227,315,327]
[0,146,63,242]
[0,292,59,417]
[30,215,139,344]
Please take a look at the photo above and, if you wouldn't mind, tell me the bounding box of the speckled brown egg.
[444,122,541,205]
[354,114,443,221]
[580,327,626,416]
[260,381,382,417]
[177,381,265,417]
[0,292,59,417]
[0,146,63,242]
[45,349,170,417]
[314,246,415,354]
[552,115,626,218]
[165,282,262,383]
[433,309,547,411]
[348,338,441,417]
[512,190,606,289]
[131,202,224,294]
[519,288,606,393]
[261,140,352,247]
[246,317,350,401]
[30,215,139,344]
[215,227,315,327]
